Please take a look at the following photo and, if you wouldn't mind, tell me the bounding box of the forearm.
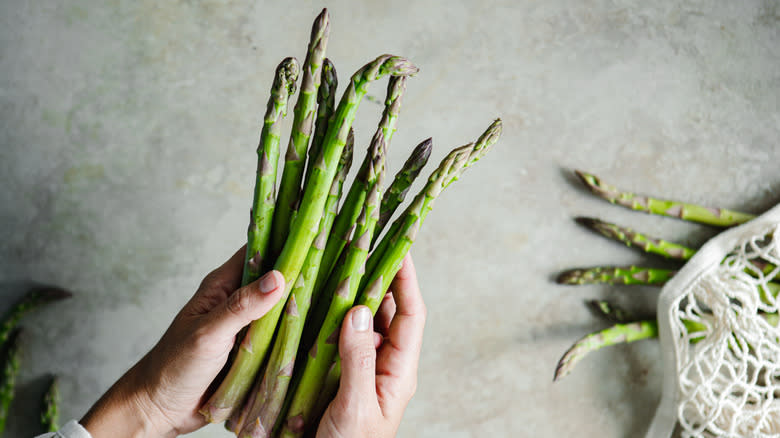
[81,361,174,438]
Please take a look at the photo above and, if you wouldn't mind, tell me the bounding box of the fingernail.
[259,272,278,294]
[352,307,371,332]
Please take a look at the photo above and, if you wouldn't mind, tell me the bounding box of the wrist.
[82,362,177,438]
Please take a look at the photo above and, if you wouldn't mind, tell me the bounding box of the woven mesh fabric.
[648,211,780,438]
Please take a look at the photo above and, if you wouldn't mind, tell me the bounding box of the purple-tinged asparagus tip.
[33,286,73,301]
[555,269,585,285]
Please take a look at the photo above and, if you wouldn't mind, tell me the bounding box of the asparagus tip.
[556,269,585,285]
[573,169,600,192]
[553,344,580,382]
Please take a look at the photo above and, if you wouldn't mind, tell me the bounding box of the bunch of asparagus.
[198,9,502,437]
[553,171,776,381]
[0,286,70,435]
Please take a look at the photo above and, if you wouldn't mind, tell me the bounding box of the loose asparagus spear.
[553,321,660,381]
[279,138,385,438]
[243,57,301,284]
[556,266,676,286]
[575,170,755,227]
[270,9,331,258]
[575,217,778,275]
[374,137,433,243]
[280,119,503,438]
[201,54,418,423]
[0,329,21,435]
[41,375,60,432]
[313,75,409,299]
[575,217,696,260]
[0,287,71,351]
[236,133,354,438]
[304,58,338,188]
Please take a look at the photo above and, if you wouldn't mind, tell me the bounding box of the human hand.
[316,254,426,438]
[81,246,285,438]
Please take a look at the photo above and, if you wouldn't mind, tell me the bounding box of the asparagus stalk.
[236,133,354,438]
[201,54,418,423]
[243,57,301,284]
[553,321,660,381]
[374,137,433,243]
[41,375,60,432]
[0,329,21,435]
[556,266,676,286]
[1,287,71,351]
[304,58,338,188]
[280,119,503,438]
[270,9,331,258]
[575,217,778,276]
[575,217,696,261]
[279,138,386,438]
[575,170,755,227]
[313,75,409,299]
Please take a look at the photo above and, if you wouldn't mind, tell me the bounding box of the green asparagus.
[374,137,433,243]
[556,266,675,286]
[553,320,660,381]
[575,170,755,227]
[270,9,331,259]
[586,300,634,323]
[575,217,696,260]
[243,57,301,285]
[201,54,418,423]
[0,329,21,435]
[1,287,71,351]
[304,58,338,188]
[280,119,502,437]
[41,375,60,432]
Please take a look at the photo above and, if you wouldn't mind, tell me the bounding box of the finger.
[203,270,285,340]
[376,254,426,403]
[374,292,396,336]
[374,331,384,349]
[336,305,378,407]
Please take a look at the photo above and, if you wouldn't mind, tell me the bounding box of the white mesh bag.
[646,204,780,438]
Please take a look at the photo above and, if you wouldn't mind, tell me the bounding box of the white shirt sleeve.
[34,420,92,438]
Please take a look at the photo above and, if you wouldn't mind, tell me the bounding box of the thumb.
[336,306,378,406]
[205,270,285,339]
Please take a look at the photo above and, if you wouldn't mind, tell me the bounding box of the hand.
[317,254,426,438]
[81,246,285,438]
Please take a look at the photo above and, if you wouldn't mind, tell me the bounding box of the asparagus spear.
[553,320,660,381]
[201,54,418,423]
[1,287,71,351]
[243,57,301,284]
[236,133,354,438]
[41,375,60,432]
[374,137,433,243]
[304,58,338,188]
[574,170,755,227]
[280,119,503,438]
[0,329,21,435]
[575,217,778,275]
[556,266,676,286]
[313,75,409,299]
[270,9,331,258]
[575,217,696,260]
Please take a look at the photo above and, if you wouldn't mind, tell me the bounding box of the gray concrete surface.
[1,0,778,436]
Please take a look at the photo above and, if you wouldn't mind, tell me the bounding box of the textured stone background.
[1,1,778,436]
